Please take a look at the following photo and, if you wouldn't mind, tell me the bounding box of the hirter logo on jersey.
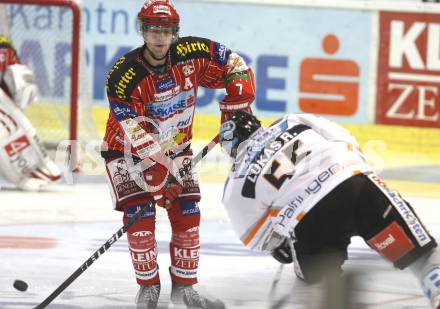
[176,40,210,58]
[4,135,31,157]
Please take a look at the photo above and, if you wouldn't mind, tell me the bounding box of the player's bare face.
[143,26,173,62]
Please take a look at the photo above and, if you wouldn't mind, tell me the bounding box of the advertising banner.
[82,1,372,123]
[377,11,440,128]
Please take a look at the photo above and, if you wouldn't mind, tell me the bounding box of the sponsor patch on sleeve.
[110,101,138,121]
[224,71,252,86]
[213,42,231,66]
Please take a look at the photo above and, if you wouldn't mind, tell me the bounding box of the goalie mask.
[138,0,180,44]
[220,111,261,159]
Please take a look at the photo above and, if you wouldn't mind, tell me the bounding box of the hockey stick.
[269,264,285,296]
[34,134,220,309]
[269,239,297,309]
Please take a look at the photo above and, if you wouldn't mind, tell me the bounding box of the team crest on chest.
[182,63,195,77]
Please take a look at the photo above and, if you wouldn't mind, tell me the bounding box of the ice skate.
[171,281,225,309]
[135,283,161,309]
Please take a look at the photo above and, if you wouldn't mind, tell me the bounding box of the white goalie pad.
[3,64,38,110]
[0,88,61,191]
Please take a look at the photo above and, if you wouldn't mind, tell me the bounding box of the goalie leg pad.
[168,200,201,284]
[124,205,159,285]
[0,89,60,191]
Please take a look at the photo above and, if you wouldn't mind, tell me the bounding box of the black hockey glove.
[271,238,293,264]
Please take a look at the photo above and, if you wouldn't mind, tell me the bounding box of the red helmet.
[138,0,180,27]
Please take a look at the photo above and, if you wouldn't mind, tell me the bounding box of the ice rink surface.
[0,177,439,309]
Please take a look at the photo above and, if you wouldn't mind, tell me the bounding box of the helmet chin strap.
[145,44,168,62]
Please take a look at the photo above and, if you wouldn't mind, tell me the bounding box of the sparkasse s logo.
[376,12,440,128]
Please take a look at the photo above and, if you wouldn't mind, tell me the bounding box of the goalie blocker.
[0,88,61,191]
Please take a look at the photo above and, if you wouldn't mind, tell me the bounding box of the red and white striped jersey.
[222,114,372,251]
[103,36,255,159]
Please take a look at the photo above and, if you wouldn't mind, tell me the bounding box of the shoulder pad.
[171,36,211,62]
[106,48,149,101]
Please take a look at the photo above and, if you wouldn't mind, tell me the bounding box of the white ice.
[0,178,439,309]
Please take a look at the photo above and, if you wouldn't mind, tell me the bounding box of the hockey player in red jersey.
[102,0,254,308]
[220,111,440,309]
[0,35,61,191]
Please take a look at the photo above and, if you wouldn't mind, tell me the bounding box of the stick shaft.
[34,135,219,309]
[270,264,285,294]
[34,206,146,309]
[193,134,219,164]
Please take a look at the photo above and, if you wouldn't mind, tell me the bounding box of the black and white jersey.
[222,114,371,251]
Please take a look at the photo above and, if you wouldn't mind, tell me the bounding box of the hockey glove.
[262,211,296,251]
[220,56,255,123]
[271,238,293,264]
[153,179,183,208]
[145,162,183,209]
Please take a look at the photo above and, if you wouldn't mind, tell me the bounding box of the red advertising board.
[377,12,440,128]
